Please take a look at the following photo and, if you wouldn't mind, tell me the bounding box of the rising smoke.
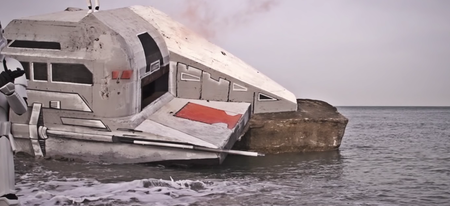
[180,0,281,41]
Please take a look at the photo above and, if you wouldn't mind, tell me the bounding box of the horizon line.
[335,105,450,107]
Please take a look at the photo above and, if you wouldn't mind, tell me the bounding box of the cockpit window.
[52,63,93,85]
[9,40,61,50]
[33,62,48,81]
[137,32,162,73]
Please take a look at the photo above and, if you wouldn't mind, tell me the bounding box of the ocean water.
[13,107,450,206]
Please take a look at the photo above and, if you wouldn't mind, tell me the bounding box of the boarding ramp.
[134,98,252,159]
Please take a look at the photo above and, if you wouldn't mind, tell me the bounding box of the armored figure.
[0,21,28,206]
[86,0,100,13]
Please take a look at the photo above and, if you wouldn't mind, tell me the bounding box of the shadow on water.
[221,150,343,170]
[16,150,344,183]
[181,150,345,181]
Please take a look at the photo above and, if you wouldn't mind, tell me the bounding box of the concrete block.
[233,99,349,154]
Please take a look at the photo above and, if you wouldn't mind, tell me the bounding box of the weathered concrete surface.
[233,99,348,154]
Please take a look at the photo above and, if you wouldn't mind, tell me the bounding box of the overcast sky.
[1,0,449,106]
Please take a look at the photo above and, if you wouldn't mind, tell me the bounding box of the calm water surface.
[14,107,450,205]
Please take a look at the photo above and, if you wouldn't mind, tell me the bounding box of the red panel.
[175,102,242,129]
[112,71,120,79]
[121,70,133,79]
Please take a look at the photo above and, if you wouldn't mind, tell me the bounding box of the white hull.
[12,97,259,165]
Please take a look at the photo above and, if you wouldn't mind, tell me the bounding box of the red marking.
[112,71,120,79]
[175,102,242,129]
[121,70,133,79]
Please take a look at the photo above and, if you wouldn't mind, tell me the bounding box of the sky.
[1,0,449,106]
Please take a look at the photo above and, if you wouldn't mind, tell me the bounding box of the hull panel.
[12,98,253,165]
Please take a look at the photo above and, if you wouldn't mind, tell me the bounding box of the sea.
[13,107,450,206]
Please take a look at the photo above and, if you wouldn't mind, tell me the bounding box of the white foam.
[15,163,290,206]
[16,175,227,206]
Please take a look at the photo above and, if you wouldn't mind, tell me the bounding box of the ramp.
[12,98,254,164]
[135,98,251,151]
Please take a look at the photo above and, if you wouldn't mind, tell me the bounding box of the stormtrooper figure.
[86,0,100,13]
[0,21,28,206]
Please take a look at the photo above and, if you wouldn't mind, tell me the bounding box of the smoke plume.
[180,0,281,41]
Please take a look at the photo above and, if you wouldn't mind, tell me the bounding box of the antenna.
[86,0,100,14]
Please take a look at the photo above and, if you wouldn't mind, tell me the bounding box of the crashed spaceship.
[2,6,299,165]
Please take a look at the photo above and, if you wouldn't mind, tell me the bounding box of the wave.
[17,175,226,206]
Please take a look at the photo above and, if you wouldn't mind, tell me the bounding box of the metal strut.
[43,129,265,157]
[113,136,265,157]
[29,103,44,157]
